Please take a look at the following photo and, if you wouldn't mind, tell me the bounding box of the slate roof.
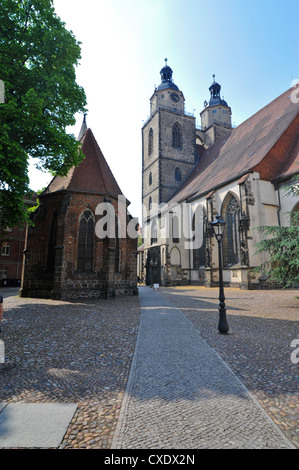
[42,128,124,199]
[168,87,299,205]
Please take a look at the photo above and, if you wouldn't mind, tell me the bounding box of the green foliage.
[255,180,299,288]
[27,186,45,215]
[0,0,87,227]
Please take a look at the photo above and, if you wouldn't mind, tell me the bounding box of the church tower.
[142,60,196,221]
[197,75,232,147]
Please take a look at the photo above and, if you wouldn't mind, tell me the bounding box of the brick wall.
[21,190,137,299]
[0,226,26,283]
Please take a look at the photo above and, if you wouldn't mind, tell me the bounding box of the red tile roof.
[43,128,124,198]
[168,88,299,205]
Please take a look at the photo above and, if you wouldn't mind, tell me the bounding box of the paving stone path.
[160,285,299,448]
[0,289,140,449]
[112,287,294,449]
[0,286,297,449]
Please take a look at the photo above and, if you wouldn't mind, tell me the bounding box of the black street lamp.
[211,215,229,334]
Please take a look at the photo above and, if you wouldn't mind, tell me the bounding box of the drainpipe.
[276,183,282,226]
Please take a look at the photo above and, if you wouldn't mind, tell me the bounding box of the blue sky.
[29,0,299,222]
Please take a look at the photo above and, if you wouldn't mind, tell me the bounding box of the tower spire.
[200,74,232,135]
[158,59,179,90]
[209,76,221,101]
[78,113,88,141]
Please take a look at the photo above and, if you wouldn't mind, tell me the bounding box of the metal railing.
[142,107,236,130]
[142,105,195,128]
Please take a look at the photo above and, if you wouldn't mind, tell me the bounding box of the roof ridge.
[166,87,298,205]
[42,128,124,198]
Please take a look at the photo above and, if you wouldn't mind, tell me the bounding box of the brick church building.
[20,118,138,299]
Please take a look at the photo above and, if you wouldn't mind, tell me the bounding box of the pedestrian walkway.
[112,287,294,449]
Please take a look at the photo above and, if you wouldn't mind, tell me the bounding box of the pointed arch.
[221,193,241,267]
[148,128,153,156]
[175,167,182,182]
[151,219,158,245]
[170,246,181,265]
[77,209,95,272]
[192,205,207,268]
[172,122,182,149]
[172,212,180,243]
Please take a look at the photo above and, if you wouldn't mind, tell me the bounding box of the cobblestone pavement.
[159,286,299,449]
[112,287,296,449]
[0,286,298,449]
[0,288,140,449]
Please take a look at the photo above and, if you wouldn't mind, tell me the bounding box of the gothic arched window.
[170,246,181,265]
[172,123,181,149]
[151,220,157,245]
[149,196,152,211]
[148,128,153,156]
[77,209,94,272]
[175,167,182,182]
[149,172,152,186]
[172,213,180,243]
[222,196,241,267]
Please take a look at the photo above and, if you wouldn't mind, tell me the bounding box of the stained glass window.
[77,210,94,272]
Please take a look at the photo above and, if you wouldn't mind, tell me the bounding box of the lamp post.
[211,215,229,334]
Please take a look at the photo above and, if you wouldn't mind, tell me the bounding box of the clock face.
[170,92,180,103]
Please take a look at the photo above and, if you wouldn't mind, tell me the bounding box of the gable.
[42,129,124,199]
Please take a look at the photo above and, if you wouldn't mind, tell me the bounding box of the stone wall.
[142,108,196,219]
[159,109,196,203]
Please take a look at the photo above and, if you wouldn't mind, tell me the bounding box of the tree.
[0,0,87,228]
[255,180,299,288]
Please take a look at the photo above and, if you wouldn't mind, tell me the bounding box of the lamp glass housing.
[211,215,226,240]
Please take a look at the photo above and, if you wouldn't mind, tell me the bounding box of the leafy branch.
[255,176,299,288]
